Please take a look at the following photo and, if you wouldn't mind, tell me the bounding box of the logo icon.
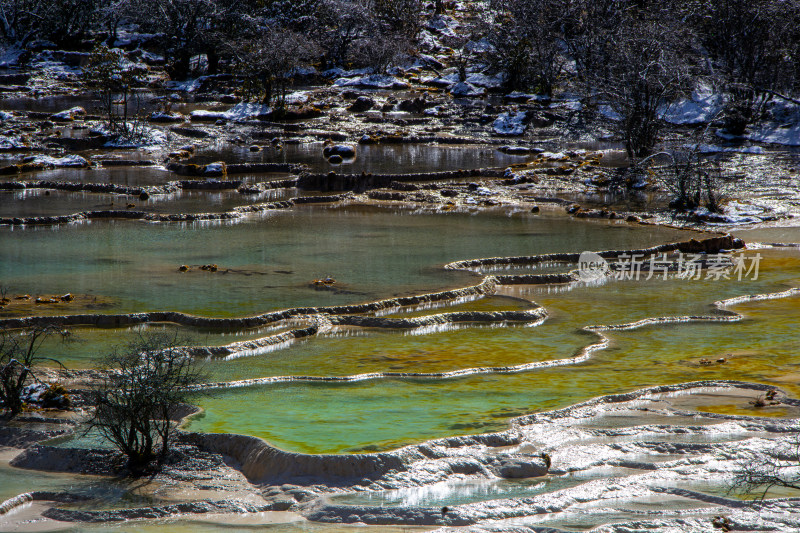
[578,251,609,282]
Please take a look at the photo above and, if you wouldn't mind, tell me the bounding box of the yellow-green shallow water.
[1,206,798,455]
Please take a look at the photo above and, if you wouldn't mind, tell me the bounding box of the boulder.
[50,107,86,122]
[494,456,549,478]
[323,144,356,159]
[348,96,374,112]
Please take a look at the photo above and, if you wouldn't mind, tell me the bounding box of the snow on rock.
[493,112,528,136]
[662,87,724,125]
[149,111,185,123]
[334,74,410,90]
[465,72,505,89]
[323,67,373,79]
[323,144,356,158]
[31,155,90,168]
[540,151,568,160]
[91,124,167,149]
[505,92,549,103]
[204,162,226,176]
[0,48,25,68]
[0,136,26,150]
[51,107,86,122]
[450,82,485,97]
[597,105,622,122]
[0,111,13,122]
[425,14,460,37]
[427,72,505,90]
[191,102,272,122]
[692,144,764,154]
[499,145,537,155]
[747,122,800,146]
[20,383,48,404]
[284,91,309,105]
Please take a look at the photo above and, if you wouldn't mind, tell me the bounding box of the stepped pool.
[2,181,800,531]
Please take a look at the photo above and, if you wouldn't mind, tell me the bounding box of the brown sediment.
[0,293,115,317]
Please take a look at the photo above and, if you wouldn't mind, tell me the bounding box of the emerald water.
[0,207,686,319]
[2,205,798,455]
[2,171,800,531]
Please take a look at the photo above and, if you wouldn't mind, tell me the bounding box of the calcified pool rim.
[0,232,744,363]
[5,380,799,532]
[2,220,799,531]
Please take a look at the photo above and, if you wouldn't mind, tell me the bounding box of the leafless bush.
[348,34,409,74]
[228,28,319,107]
[0,326,66,417]
[371,0,422,37]
[731,431,800,499]
[87,332,204,475]
[641,146,725,213]
[588,16,695,160]
[83,44,148,135]
[689,0,800,135]
[486,0,568,95]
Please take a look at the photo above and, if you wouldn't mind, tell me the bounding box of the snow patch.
[662,87,724,125]
[31,155,90,168]
[191,102,272,122]
[450,82,485,97]
[51,107,86,121]
[747,122,800,146]
[493,112,527,136]
[334,74,410,90]
[692,144,764,154]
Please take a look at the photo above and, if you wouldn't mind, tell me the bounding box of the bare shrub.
[87,333,205,475]
[0,326,66,417]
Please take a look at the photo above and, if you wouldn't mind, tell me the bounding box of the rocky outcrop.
[297,168,506,192]
[492,456,549,478]
[41,499,270,523]
[10,445,118,475]
[330,309,546,329]
[445,235,745,274]
[347,96,374,112]
[225,162,307,174]
[0,180,177,197]
[0,425,72,448]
